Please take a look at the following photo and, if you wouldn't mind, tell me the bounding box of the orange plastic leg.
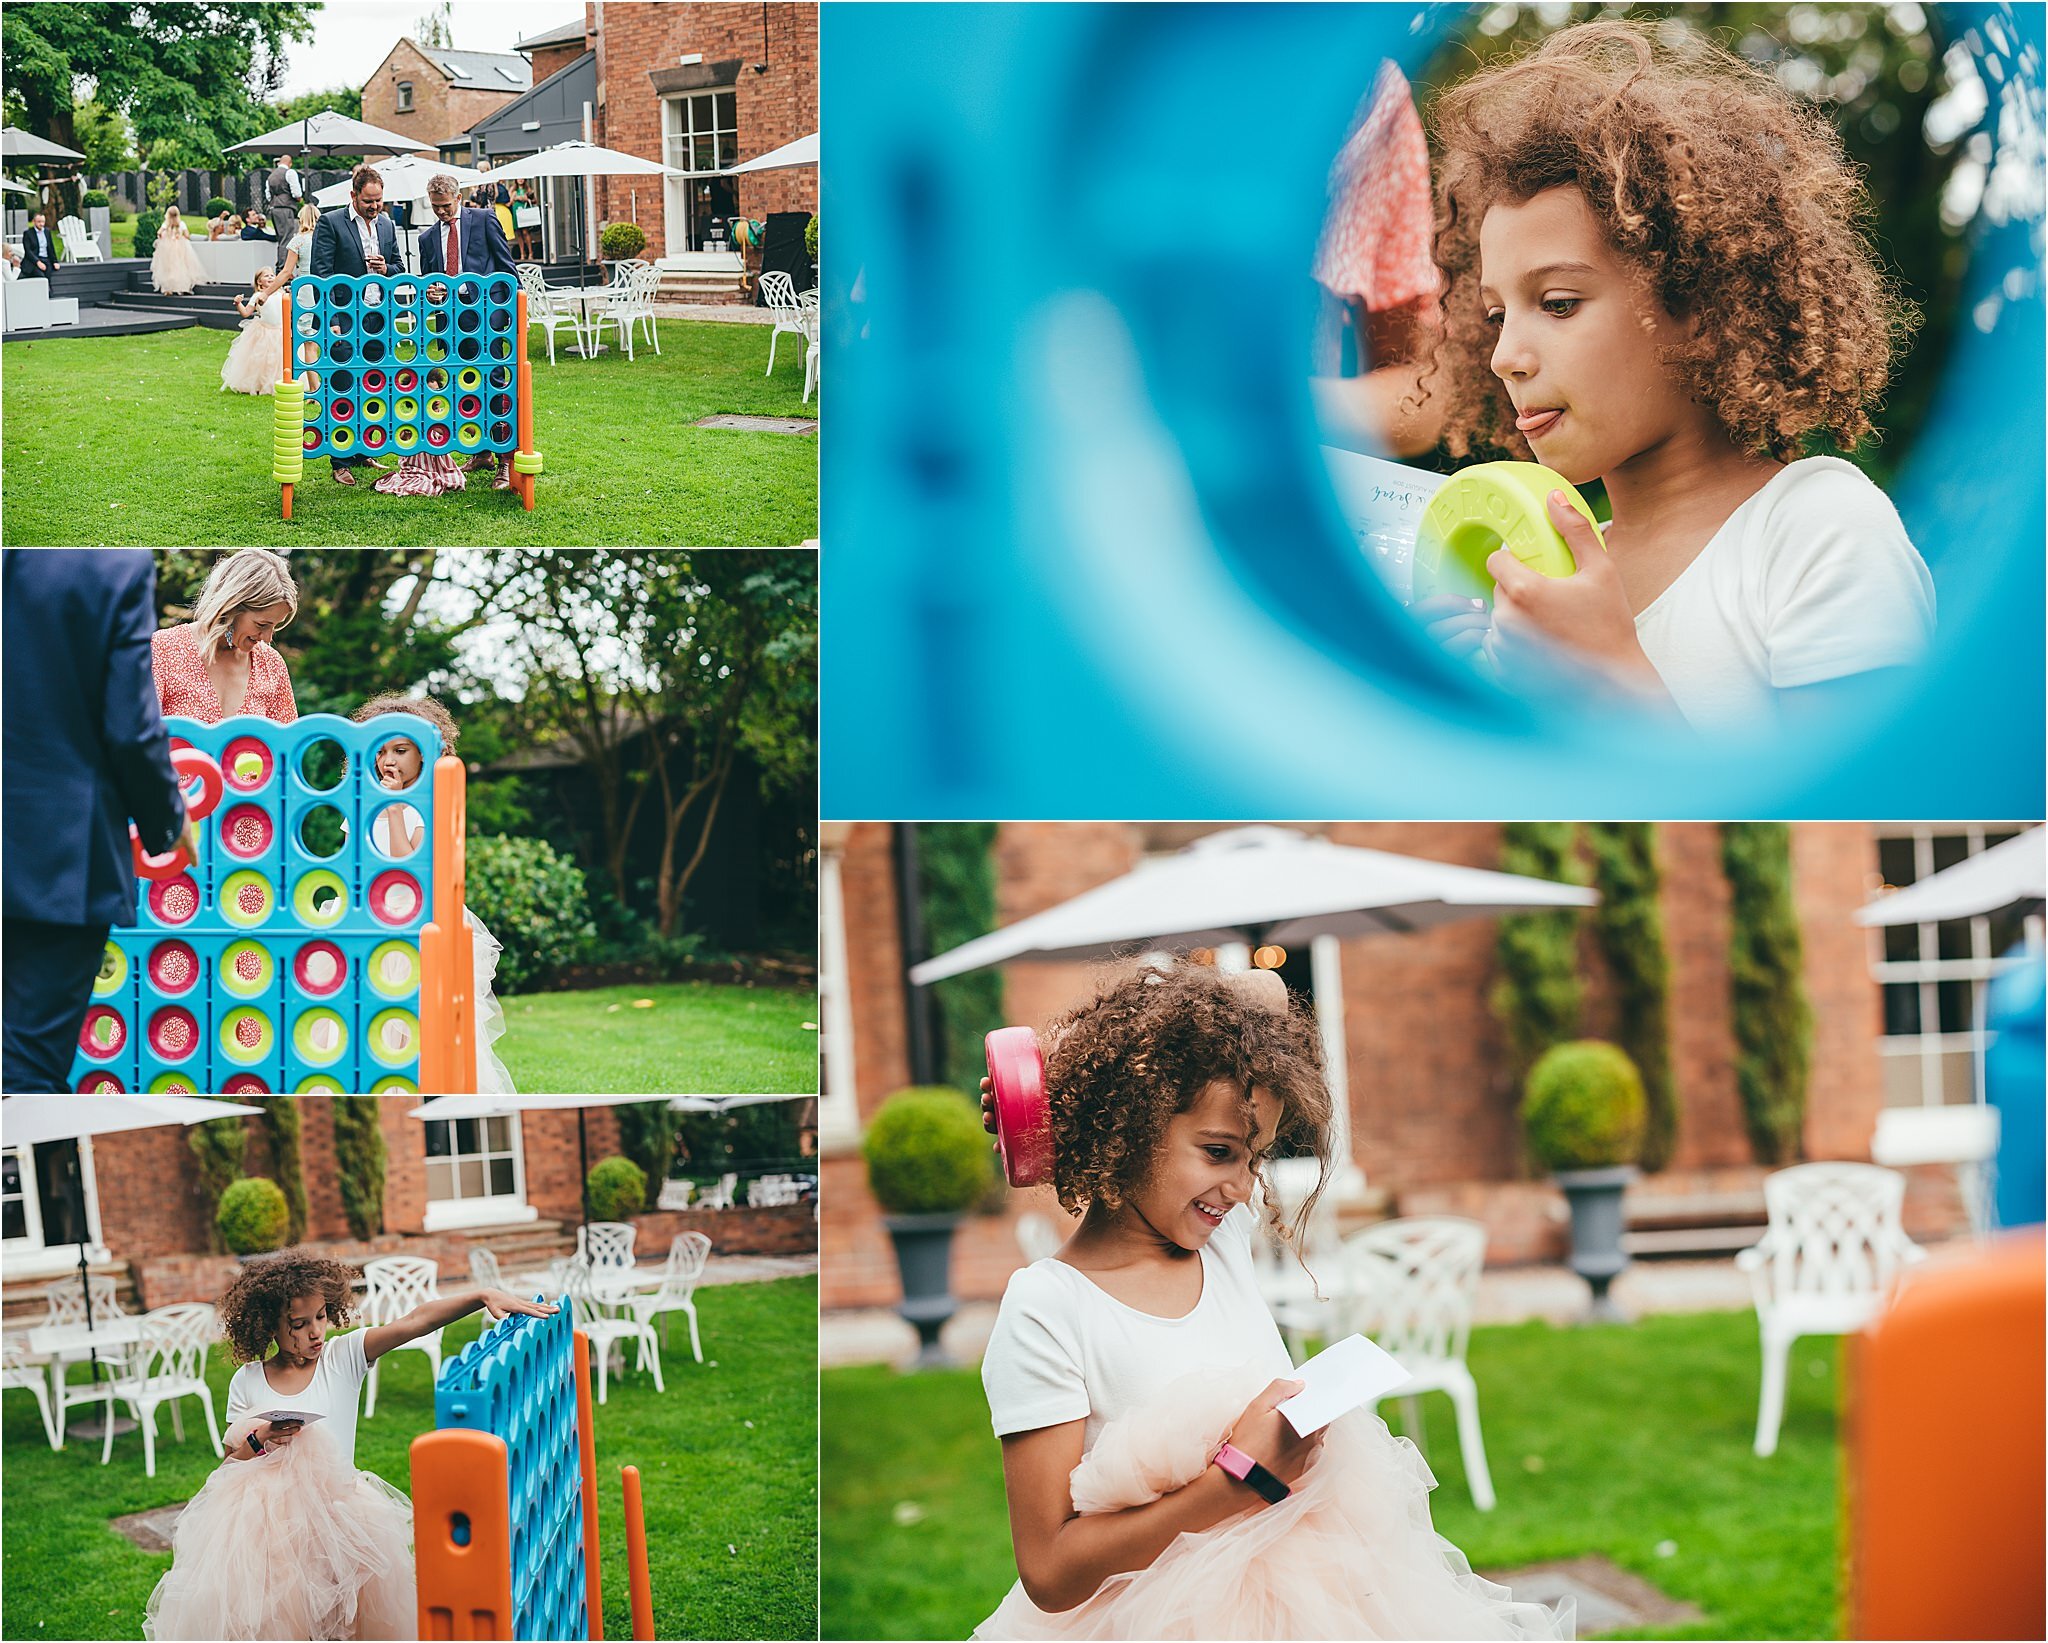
[622,1466,654,1641]
[575,1329,604,1641]
[281,482,293,522]
[411,1428,514,1640]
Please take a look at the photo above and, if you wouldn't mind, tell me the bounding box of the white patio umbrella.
[1854,827,2046,927]
[0,128,85,161]
[0,1096,263,1429]
[908,824,1600,984]
[312,153,486,208]
[226,111,433,158]
[3,177,37,196]
[723,132,818,175]
[667,1094,810,1112]
[483,141,686,183]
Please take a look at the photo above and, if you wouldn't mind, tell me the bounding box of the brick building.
[4,1100,815,1315]
[361,41,533,155]
[821,822,2031,1311]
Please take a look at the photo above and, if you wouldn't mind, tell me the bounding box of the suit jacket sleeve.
[482,207,517,275]
[309,216,335,278]
[420,224,441,275]
[102,565,185,856]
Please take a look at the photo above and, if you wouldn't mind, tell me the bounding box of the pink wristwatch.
[1212,1441,1289,1504]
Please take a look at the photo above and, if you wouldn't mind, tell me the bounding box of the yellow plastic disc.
[1413,461,1603,605]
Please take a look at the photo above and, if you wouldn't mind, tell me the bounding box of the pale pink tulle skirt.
[150,235,206,296]
[977,1363,1573,1642]
[220,315,282,396]
[144,1426,415,1641]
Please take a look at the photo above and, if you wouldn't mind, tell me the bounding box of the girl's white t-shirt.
[982,1207,1293,1452]
[1632,456,1935,728]
[225,1328,371,1468]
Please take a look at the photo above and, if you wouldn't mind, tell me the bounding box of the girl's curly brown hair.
[1042,961,1334,1245]
[351,692,458,755]
[1426,19,1916,463]
[216,1250,359,1365]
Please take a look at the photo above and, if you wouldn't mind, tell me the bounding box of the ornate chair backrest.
[663,1231,712,1297]
[632,261,662,304]
[140,1303,217,1388]
[1339,1216,1486,1367]
[2,1330,39,1377]
[544,1255,582,1301]
[1756,1163,1915,1307]
[758,270,798,313]
[468,1247,506,1292]
[361,1255,441,1326]
[43,1272,124,1329]
[579,1222,637,1270]
[516,263,555,313]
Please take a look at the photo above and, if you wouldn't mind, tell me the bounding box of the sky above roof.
[278,2,581,99]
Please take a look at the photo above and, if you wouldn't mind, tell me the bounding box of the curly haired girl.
[972,962,1565,1640]
[144,1249,555,1641]
[1416,18,1934,728]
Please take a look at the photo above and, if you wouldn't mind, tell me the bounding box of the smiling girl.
[143,1251,555,1641]
[1419,20,1933,728]
[973,963,1566,1640]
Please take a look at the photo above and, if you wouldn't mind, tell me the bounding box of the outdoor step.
[1625,1190,1768,1230]
[106,289,243,314]
[1622,1224,1769,1257]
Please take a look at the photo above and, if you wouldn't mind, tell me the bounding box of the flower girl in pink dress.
[974,963,1572,1641]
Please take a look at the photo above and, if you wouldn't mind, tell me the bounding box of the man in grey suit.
[266,153,302,271]
[308,166,406,485]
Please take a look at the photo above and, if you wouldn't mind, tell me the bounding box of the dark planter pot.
[884,1211,964,1369]
[1553,1164,1637,1322]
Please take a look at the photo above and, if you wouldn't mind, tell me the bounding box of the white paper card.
[1276,1333,1412,1437]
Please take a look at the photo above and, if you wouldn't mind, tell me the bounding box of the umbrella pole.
[577,1109,590,1228]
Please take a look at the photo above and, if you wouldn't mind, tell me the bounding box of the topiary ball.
[587,1155,648,1222]
[862,1087,993,1216]
[1521,1040,1647,1172]
[216,1177,291,1255]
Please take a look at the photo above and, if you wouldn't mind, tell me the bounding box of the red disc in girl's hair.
[985,1026,1053,1187]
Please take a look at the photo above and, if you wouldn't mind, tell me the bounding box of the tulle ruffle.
[466,907,515,1093]
[150,234,206,296]
[144,1424,416,1641]
[978,1362,1573,1642]
[219,311,282,395]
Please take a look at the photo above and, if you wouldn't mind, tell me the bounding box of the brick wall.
[822,823,1907,1310]
[528,38,589,85]
[361,39,523,156]
[634,1203,817,1257]
[590,1,817,255]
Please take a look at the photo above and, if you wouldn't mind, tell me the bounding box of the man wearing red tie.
[421,174,521,490]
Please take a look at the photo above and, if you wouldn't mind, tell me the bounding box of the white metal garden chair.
[759,270,808,376]
[2,1331,60,1449]
[626,1232,711,1362]
[468,1246,506,1293]
[1737,1162,1926,1457]
[103,1303,222,1478]
[1339,1216,1497,1511]
[657,1178,695,1210]
[564,1257,664,1403]
[517,263,579,366]
[596,260,660,358]
[58,214,104,262]
[42,1273,138,1443]
[361,1256,443,1419]
[578,1221,638,1273]
[697,1173,739,1211]
[800,295,821,404]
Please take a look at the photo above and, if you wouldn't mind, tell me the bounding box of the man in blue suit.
[309,166,406,485]
[19,211,57,281]
[421,172,522,490]
[3,551,192,1091]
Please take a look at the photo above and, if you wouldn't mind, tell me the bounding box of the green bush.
[109,201,133,222]
[600,220,647,260]
[81,188,110,209]
[465,834,599,993]
[1491,822,1587,1087]
[189,1107,248,1253]
[205,195,234,218]
[133,208,161,259]
[331,1096,387,1239]
[1722,824,1813,1165]
[1522,1041,1647,1173]
[587,1155,649,1221]
[863,1087,992,1216]
[804,214,819,262]
[216,1177,290,1255]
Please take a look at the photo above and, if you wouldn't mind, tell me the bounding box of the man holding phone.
[307,166,406,485]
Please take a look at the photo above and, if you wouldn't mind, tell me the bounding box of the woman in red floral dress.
[151,550,300,727]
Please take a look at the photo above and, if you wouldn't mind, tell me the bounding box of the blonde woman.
[149,204,206,295]
[220,207,321,395]
[150,550,300,724]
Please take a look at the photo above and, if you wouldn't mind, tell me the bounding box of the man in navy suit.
[19,211,57,281]
[309,166,406,484]
[3,551,192,1091]
[421,173,521,489]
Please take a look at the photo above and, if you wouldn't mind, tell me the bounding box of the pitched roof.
[416,46,532,93]
[514,18,587,52]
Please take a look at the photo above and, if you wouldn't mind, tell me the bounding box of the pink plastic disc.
[222,1075,271,1094]
[369,870,422,925]
[223,803,273,857]
[985,1027,1053,1187]
[79,1006,127,1060]
[223,737,273,789]
[149,1006,198,1059]
[149,940,197,993]
[76,1073,125,1093]
[150,875,199,924]
[294,940,347,995]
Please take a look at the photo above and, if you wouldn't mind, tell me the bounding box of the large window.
[661,90,740,255]
[1870,825,2034,1108]
[2,1139,105,1274]
[422,1115,532,1229]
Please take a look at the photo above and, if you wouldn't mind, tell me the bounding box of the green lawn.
[498,980,816,1095]
[3,1275,818,1641]
[823,1310,1844,1641]
[1,319,816,546]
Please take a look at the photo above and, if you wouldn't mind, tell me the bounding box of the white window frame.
[819,844,862,1155]
[660,87,739,256]
[396,80,415,113]
[1,1136,111,1278]
[421,1114,538,1232]
[1868,824,2035,1109]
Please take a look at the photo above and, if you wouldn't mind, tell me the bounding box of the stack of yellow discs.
[271,382,307,486]
[513,450,544,476]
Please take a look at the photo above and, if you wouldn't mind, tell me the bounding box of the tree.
[71,98,132,173]
[1491,822,1587,1094]
[2,3,319,208]
[415,2,454,49]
